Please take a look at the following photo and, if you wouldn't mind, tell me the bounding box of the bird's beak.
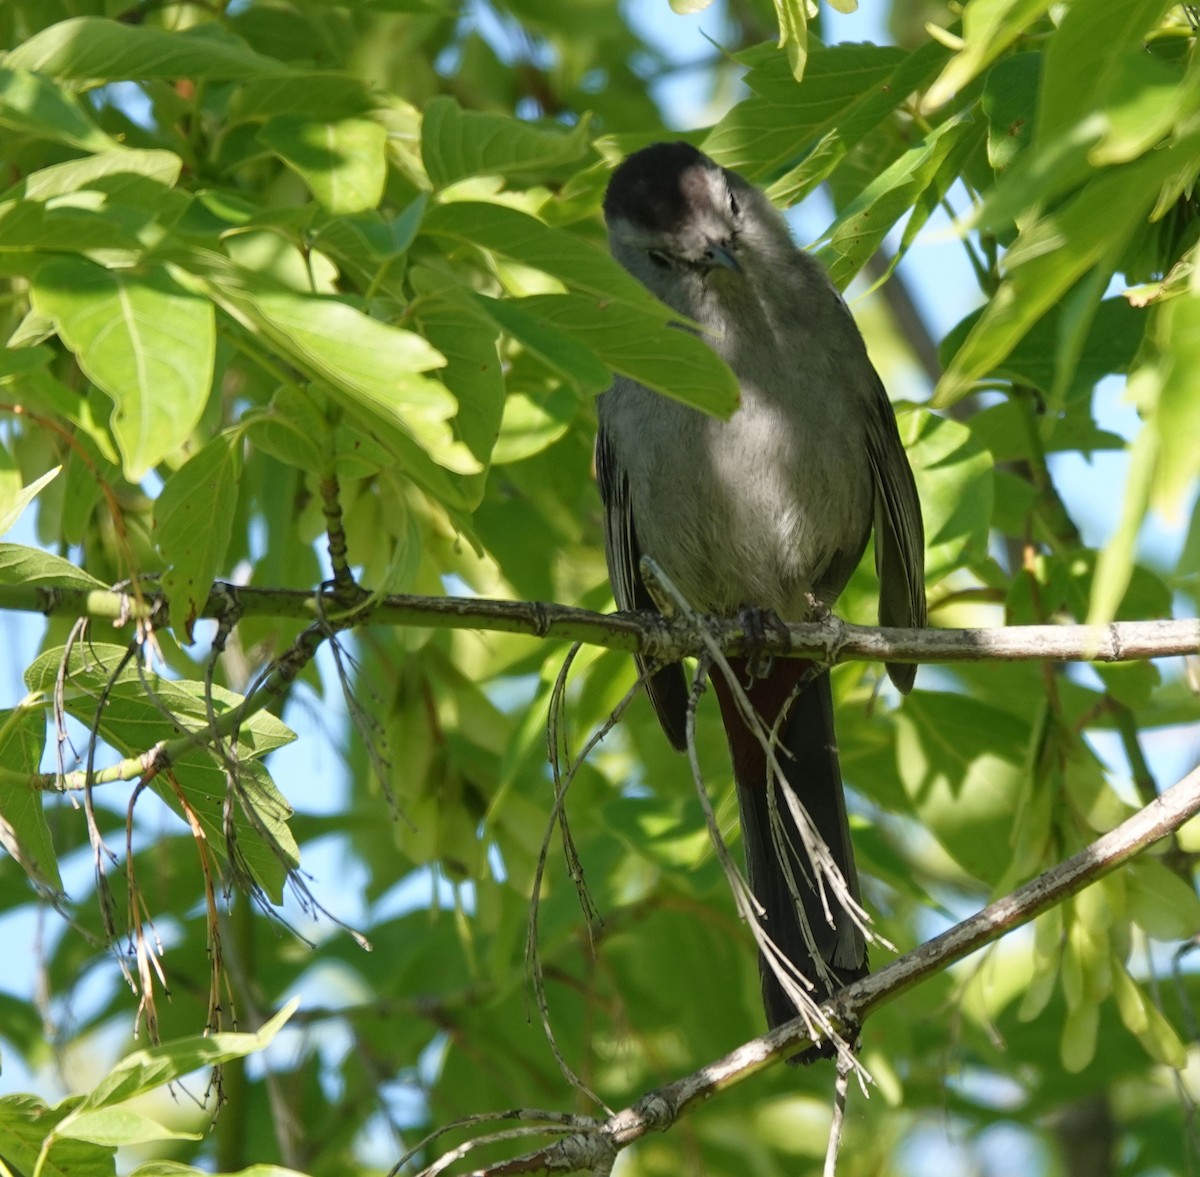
[701,241,741,273]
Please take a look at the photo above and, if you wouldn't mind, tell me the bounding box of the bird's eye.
[647,249,672,269]
[728,189,740,217]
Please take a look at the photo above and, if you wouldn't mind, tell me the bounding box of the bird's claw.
[738,606,791,681]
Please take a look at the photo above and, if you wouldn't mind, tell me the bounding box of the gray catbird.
[596,141,926,1030]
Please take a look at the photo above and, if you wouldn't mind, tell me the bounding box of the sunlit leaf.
[212,281,483,481]
[31,258,214,479]
[259,115,387,213]
[936,130,1200,406]
[0,543,106,590]
[7,16,286,79]
[1035,0,1177,150]
[771,0,809,82]
[421,96,591,188]
[79,999,298,1109]
[817,117,974,289]
[923,0,1054,111]
[420,200,669,311]
[1150,293,1200,518]
[900,409,993,585]
[893,693,1028,883]
[0,450,58,539]
[57,1109,200,1147]
[0,66,116,151]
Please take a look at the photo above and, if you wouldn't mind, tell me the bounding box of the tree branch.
[416,763,1200,1175]
[0,581,1196,667]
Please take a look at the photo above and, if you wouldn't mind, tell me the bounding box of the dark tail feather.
[713,661,867,1030]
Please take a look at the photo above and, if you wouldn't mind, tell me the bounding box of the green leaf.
[178,754,299,902]
[60,431,116,545]
[0,149,185,258]
[408,271,506,476]
[230,72,377,123]
[1151,294,1200,517]
[31,259,214,480]
[923,0,1054,111]
[1126,858,1200,941]
[243,389,327,474]
[1035,0,1177,150]
[940,298,1146,407]
[258,115,387,214]
[57,1108,201,1147]
[23,643,299,899]
[1094,660,1159,710]
[0,445,59,538]
[0,702,62,893]
[981,53,1040,174]
[420,200,666,312]
[893,692,1029,883]
[0,66,116,151]
[517,292,740,417]
[900,409,993,585]
[130,1165,311,1177]
[154,432,243,638]
[1090,49,1200,167]
[705,40,948,200]
[79,999,298,1110]
[24,643,296,760]
[816,117,973,289]
[215,282,481,478]
[492,388,576,465]
[935,132,1200,406]
[470,292,611,393]
[1059,999,1099,1072]
[420,95,591,188]
[0,344,53,378]
[8,148,183,202]
[0,543,106,590]
[0,1094,115,1177]
[6,17,287,80]
[770,0,809,82]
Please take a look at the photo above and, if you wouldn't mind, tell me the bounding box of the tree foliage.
[0,1,1198,1174]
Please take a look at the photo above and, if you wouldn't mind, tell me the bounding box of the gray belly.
[619,390,874,620]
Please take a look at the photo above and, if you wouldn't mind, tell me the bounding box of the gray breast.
[603,376,874,619]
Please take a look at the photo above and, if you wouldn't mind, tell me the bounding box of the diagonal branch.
[412,763,1200,1176]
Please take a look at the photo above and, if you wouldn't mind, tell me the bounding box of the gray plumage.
[596,141,926,1029]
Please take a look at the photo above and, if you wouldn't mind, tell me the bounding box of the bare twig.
[528,648,648,1110]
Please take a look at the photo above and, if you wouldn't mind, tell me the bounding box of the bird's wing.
[864,379,926,694]
[596,418,690,751]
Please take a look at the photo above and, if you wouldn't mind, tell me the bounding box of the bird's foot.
[737,606,791,681]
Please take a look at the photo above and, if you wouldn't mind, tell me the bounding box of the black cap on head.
[603,141,717,233]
